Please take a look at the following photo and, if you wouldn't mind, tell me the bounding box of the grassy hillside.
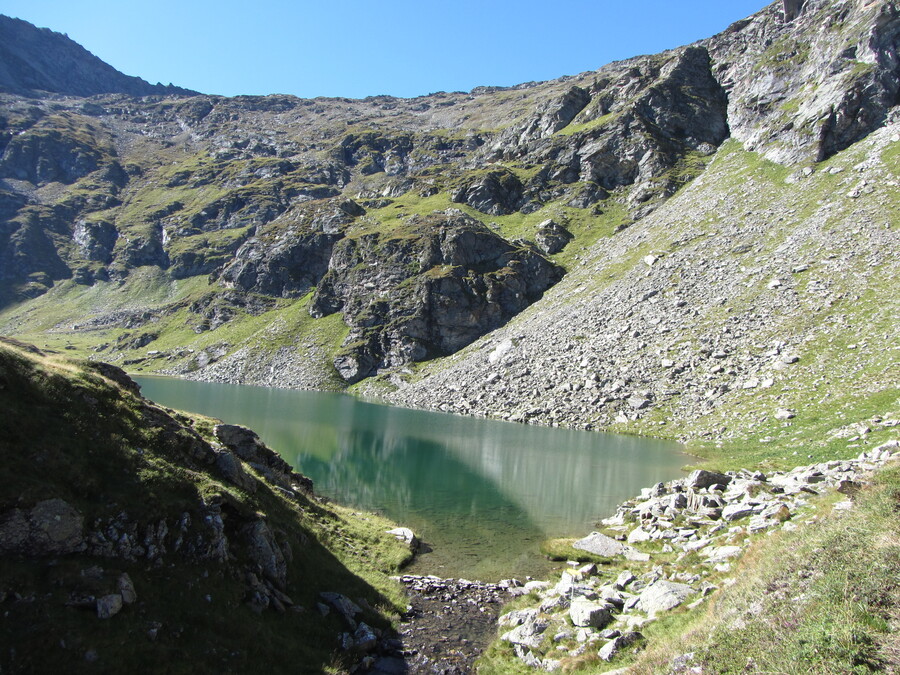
[0,337,411,673]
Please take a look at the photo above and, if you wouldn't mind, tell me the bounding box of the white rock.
[569,598,612,628]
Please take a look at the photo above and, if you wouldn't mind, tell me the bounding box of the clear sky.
[5,0,769,99]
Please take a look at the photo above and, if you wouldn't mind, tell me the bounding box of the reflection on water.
[137,377,685,580]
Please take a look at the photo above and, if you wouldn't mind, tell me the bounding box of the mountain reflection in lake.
[137,377,684,580]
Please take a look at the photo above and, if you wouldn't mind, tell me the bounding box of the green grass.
[633,467,900,674]
[555,112,618,137]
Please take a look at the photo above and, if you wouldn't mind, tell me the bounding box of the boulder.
[722,503,756,521]
[96,593,124,619]
[598,631,643,661]
[573,532,649,562]
[503,615,549,649]
[353,622,378,652]
[385,527,418,550]
[117,573,137,604]
[320,592,363,628]
[686,470,732,490]
[569,598,613,628]
[703,545,742,563]
[0,498,84,555]
[636,581,694,616]
[535,220,574,255]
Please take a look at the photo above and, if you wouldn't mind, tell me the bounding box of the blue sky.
[6,1,769,99]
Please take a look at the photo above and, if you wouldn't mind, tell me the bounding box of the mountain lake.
[137,376,686,580]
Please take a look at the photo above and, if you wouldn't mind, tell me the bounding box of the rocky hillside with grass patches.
[386,118,900,463]
[0,337,413,673]
[3,0,897,396]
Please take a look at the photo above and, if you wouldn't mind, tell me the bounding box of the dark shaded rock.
[73,219,118,263]
[216,198,364,297]
[86,361,141,395]
[242,519,287,588]
[535,219,574,255]
[213,423,313,492]
[783,0,806,22]
[0,498,85,555]
[0,206,73,305]
[686,469,733,490]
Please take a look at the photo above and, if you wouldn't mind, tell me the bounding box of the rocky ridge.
[0,15,196,98]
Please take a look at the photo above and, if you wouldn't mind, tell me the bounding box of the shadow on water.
[136,377,685,580]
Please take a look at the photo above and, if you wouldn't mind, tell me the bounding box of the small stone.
[353,622,378,652]
[96,594,123,619]
[614,570,636,590]
[117,573,137,604]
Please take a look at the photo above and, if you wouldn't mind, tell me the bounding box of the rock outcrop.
[310,210,563,382]
[0,337,412,672]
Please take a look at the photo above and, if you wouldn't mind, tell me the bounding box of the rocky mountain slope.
[0,0,897,454]
[0,15,195,98]
[0,336,414,673]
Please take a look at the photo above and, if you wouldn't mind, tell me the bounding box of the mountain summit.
[0,15,197,98]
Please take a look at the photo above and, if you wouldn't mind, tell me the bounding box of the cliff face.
[0,1,897,399]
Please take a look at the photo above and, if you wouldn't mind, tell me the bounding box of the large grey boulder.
[636,581,695,616]
[503,615,550,649]
[0,498,85,555]
[722,503,756,522]
[573,531,650,562]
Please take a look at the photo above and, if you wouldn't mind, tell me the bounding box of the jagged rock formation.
[309,210,563,382]
[709,0,900,163]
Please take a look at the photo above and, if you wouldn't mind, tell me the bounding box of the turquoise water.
[137,377,685,580]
